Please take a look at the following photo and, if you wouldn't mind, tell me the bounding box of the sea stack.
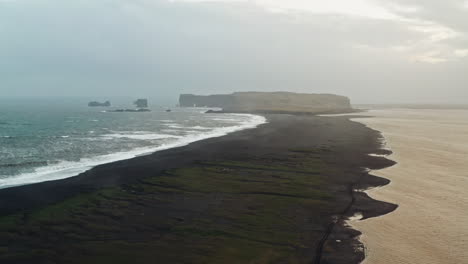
[134,99,149,109]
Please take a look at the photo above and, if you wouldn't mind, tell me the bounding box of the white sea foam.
[348,212,364,222]
[164,124,211,130]
[165,124,184,129]
[210,118,239,122]
[102,132,181,141]
[0,114,267,189]
[187,126,211,130]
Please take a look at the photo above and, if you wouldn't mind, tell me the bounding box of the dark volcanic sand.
[0,114,396,264]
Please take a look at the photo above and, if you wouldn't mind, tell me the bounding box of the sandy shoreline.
[350,109,468,264]
[0,114,393,263]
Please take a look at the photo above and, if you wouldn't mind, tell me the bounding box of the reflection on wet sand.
[351,109,468,264]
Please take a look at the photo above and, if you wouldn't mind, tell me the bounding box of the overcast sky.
[0,0,467,103]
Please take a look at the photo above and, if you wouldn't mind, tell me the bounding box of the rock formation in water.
[108,108,151,112]
[179,92,352,114]
[88,101,111,107]
[134,99,149,108]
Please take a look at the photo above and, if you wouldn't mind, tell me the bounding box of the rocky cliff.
[179,92,352,114]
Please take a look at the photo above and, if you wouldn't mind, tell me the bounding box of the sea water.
[0,98,266,189]
[350,109,468,264]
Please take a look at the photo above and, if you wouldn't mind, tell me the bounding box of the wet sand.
[351,109,468,264]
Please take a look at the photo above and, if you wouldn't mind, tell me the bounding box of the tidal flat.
[351,109,468,264]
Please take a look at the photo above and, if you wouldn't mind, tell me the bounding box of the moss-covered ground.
[0,148,335,264]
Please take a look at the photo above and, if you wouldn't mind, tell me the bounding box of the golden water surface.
[351,109,468,264]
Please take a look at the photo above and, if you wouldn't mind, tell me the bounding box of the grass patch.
[0,154,333,263]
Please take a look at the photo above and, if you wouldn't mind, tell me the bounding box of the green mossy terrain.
[0,149,335,264]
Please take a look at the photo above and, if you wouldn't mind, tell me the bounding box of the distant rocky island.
[90,99,152,112]
[134,99,148,108]
[108,108,151,113]
[179,92,352,114]
[88,101,111,107]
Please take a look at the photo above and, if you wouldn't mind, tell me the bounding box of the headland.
[0,93,395,263]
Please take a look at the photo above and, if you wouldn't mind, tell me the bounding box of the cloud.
[454,49,468,57]
[173,0,399,19]
[172,0,468,64]
[0,0,467,103]
[411,51,448,64]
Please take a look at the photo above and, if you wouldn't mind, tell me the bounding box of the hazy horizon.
[0,2,467,262]
[1,0,467,104]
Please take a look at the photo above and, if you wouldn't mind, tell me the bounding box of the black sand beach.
[0,114,396,264]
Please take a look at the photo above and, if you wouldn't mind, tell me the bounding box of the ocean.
[350,109,468,264]
[0,98,266,189]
